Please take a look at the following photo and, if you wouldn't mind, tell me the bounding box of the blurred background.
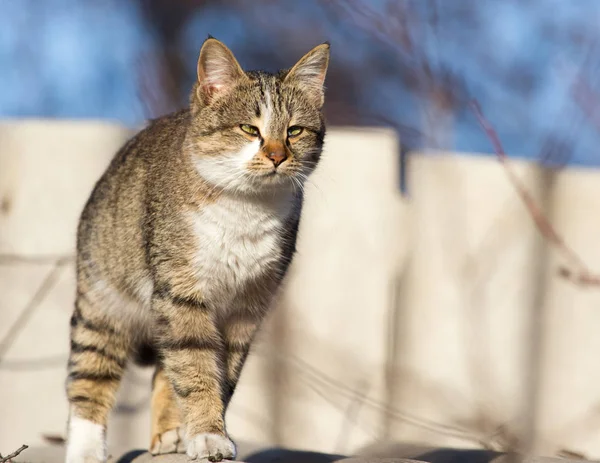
[4,0,600,166]
[2,1,600,462]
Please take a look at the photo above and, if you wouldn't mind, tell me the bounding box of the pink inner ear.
[201,83,226,102]
[204,84,216,96]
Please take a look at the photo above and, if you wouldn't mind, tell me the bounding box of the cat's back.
[99,108,190,186]
[77,109,190,300]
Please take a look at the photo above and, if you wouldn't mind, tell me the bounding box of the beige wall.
[1,121,600,459]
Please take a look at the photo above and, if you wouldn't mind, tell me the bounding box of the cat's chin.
[222,172,300,197]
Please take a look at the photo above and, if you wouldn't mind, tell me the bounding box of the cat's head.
[187,37,330,195]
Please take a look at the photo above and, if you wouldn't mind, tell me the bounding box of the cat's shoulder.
[138,108,191,142]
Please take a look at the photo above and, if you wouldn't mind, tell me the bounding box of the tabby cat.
[65,37,329,463]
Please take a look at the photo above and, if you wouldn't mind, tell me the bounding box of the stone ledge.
[118,450,424,463]
[13,445,598,463]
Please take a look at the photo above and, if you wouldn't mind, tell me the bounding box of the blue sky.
[2,0,600,166]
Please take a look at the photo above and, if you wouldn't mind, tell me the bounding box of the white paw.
[186,433,236,461]
[150,427,186,455]
[65,416,107,463]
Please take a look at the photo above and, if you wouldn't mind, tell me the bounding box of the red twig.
[470,99,600,287]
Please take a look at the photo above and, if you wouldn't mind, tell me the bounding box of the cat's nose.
[267,150,287,167]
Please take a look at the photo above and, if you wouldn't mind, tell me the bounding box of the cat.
[65,37,329,463]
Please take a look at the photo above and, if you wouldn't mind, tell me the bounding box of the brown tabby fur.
[65,37,329,462]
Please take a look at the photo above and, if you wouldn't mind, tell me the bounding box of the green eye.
[287,126,303,137]
[240,124,260,136]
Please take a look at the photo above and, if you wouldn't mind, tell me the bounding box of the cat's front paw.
[186,433,236,461]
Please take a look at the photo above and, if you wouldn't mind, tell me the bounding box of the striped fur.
[65,38,329,463]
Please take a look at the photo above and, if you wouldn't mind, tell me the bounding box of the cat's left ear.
[196,37,247,104]
[284,43,330,108]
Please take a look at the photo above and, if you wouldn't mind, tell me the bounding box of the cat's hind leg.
[65,295,130,463]
[150,366,185,455]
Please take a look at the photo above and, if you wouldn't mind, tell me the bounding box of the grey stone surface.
[243,448,344,463]
[355,443,440,460]
[12,443,599,463]
[119,448,342,463]
[337,458,424,463]
[117,452,230,463]
[356,442,595,463]
[115,447,593,463]
[491,457,591,463]
[121,449,423,463]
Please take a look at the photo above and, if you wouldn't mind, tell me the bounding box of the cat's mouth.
[253,167,281,178]
[247,161,304,186]
[251,168,296,186]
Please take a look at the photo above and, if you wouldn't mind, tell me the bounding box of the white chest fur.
[189,192,294,306]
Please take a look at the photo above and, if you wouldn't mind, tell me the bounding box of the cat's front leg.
[221,311,263,408]
[153,290,235,462]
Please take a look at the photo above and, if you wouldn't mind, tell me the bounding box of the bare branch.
[0,258,71,364]
[470,99,600,287]
[0,254,74,265]
[0,445,28,463]
[572,77,600,134]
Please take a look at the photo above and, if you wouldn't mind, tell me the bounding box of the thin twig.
[0,254,74,266]
[571,77,600,134]
[0,258,70,364]
[253,343,480,442]
[0,355,68,371]
[470,99,600,287]
[0,445,28,463]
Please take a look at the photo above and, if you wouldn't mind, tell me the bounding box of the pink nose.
[267,150,287,167]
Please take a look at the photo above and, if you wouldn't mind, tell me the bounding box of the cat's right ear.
[196,38,247,104]
[284,43,330,108]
